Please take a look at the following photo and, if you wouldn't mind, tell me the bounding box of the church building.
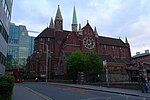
[26,5,132,81]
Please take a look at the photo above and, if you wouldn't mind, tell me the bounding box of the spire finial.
[125,37,128,43]
[72,5,78,32]
[49,17,54,28]
[94,27,98,34]
[72,5,77,24]
[94,26,98,37]
[55,5,63,20]
[79,24,81,31]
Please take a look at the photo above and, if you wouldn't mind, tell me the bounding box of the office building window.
[0,52,6,66]
[0,20,8,42]
[0,21,2,33]
[2,0,5,9]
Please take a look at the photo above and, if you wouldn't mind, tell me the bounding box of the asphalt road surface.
[19,82,148,100]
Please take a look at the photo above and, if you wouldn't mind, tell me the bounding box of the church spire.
[125,37,128,44]
[49,17,54,28]
[72,5,78,32]
[94,26,98,37]
[55,5,63,20]
[54,5,63,31]
[125,37,130,47]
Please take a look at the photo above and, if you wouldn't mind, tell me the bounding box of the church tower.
[72,6,78,32]
[54,5,63,31]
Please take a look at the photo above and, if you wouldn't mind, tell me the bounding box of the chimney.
[136,52,140,55]
[145,49,149,54]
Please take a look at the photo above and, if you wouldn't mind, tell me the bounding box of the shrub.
[0,75,15,100]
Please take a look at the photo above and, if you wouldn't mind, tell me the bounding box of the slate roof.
[35,28,55,39]
[99,36,127,47]
[127,66,139,71]
[63,30,71,38]
[99,55,132,64]
[99,55,116,63]
[35,27,127,49]
[114,58,132,64]
[132,53,150,59]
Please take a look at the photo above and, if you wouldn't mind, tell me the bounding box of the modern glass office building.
[29,36,35,55]
[18,25,30,65]
[8,23,20,59]
[8,23,30,66]
[0,0,13,74]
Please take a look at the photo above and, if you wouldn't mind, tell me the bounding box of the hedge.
[0,75,15,100]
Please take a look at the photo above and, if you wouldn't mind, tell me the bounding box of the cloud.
[11,0,150,56]
[128,14,150,55]
[11,0,53,32]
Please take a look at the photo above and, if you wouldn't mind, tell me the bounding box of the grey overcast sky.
[11,0,150,56]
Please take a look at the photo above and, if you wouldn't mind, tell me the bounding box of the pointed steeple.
[125,37,130,47]
[94,26,98,37]
[49,17,54,28]
[125,37,128,44]
[55,5,63,20]
[72,5,78,32]
[79,24,81,31]
[72,6,77,25]
[54,5,63,31]
[78,24,82,35]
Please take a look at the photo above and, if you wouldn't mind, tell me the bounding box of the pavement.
[12,82,150,100]
[46,82,150,98]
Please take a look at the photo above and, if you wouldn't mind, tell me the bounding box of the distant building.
[29,36,35,55]
[27,6,132,81]
[131,50,150,81]
[7,23,20,60]
[7,23,30,66]
[0,0,13,74]
[132,50,150,66]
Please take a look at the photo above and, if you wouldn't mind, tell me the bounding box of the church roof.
[132,53,150,59]
[99,55,116,62]
[99,55,132,64]
[114,58,132,64]
[35,28,55,39]
[82,21,94,31]
[63,30,71,38]
[99,36,127,47]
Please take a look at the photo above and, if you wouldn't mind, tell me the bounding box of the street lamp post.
[41,43,48,83]
[45,44,48,83]
[103,60,109,87]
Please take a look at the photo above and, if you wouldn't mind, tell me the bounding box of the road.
[18,82,147,100]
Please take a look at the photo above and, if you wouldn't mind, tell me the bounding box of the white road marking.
[106,97,111,100]
[25,87,53,100]
[80,96,110,100]
[125,96,128,100]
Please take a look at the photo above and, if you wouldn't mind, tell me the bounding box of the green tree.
[86,51,103,82]
[6,58,19,68]
[6,60,13,69]
[86,52,103,73]
[66,50,87,83]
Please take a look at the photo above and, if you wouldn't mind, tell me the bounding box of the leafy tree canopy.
[86,51,103,73]
[66,50,87,73]
[66,50,103,74]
